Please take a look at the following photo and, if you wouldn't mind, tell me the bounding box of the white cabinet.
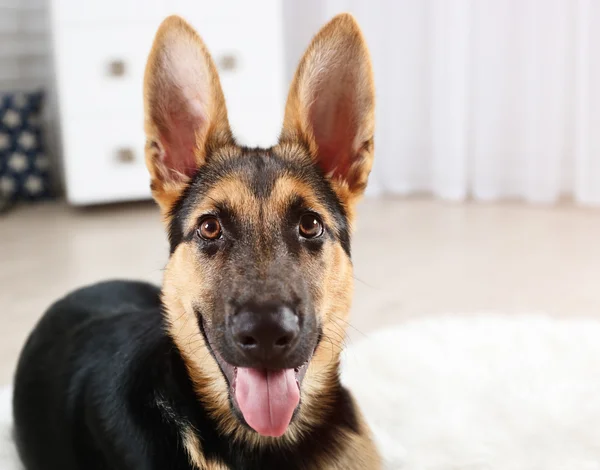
[50,0,285,205]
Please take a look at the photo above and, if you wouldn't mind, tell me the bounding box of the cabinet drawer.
[53,24,158,119]
[52,0,163,24]
[61,117,151,205]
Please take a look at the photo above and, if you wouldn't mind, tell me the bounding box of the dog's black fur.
[13,281,359,470]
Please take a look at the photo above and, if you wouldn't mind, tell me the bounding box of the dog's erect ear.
[143,15,233,213]
[281,13,375,203]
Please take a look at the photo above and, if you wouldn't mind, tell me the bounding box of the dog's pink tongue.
[235,367,299,437]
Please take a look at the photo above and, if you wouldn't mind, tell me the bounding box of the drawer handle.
[115,148,135,163]
[108,60,126,77]
[218,54,239,72]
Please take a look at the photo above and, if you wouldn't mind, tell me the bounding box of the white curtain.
[284,0,600,205]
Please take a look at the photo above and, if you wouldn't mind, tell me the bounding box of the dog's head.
[143,14,374,441]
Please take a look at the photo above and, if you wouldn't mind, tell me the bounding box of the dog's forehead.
[186,150,328,221]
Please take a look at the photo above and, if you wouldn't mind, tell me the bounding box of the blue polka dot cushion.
[0,91,52,205]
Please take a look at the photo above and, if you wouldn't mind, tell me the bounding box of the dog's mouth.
[214,349,311,438]
[198,318,314,437]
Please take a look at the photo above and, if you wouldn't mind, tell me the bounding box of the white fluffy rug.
[3,314,600,470]
[341,314,600,470]
[0,385,19,469]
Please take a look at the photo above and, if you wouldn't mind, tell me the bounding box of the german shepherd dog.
[13,13,381,469]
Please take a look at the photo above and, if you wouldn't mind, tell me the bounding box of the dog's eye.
[198,216,222,240]
[299,213,323,239]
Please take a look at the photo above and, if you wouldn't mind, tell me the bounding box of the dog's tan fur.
[182,426,230,470]
[143,13,380,469]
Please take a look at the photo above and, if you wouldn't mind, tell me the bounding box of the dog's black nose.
[230,303,300,365]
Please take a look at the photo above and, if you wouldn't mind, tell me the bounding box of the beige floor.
[1,198,600,384]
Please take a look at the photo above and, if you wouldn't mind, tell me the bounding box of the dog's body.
[13,14,381,469]
[13,280,368,469]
